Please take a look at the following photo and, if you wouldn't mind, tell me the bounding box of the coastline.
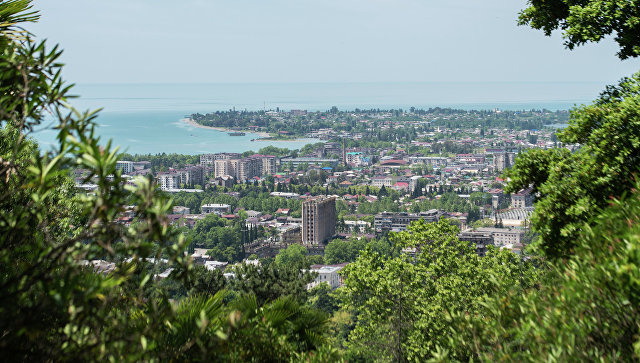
[181,118,317,143]
[181,118,271,138]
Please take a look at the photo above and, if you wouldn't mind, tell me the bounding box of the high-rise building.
[302,196,336,245]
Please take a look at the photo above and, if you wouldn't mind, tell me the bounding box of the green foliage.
[188,265,227,296]
[339,219,537,362]
[0,3,335,360]
[519,0,640,59]
[452,183,640,361]
[275,243,310,268]
[228,261,316,306]
[506,72,640,258]
[324,236,368,264]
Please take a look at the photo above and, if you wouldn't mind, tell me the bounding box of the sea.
[33,82,604,155]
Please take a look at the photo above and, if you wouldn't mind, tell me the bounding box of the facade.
[176,165,204,187]
[371,176,393,188]
[511,187,534,208]
[374,209,441,233]
[281,157,339,169]
[458,230,493,257]
[458,227,525,255]
[408,156,449,167]
[156,173,181,191]
[214,155,275,180]
[455,154,485,164]
[201,204,232,215]
[200,153,241,166]
[306,263,347,290]
[302,196,336,245]
[494,152,516,172]
[116,160,134,175]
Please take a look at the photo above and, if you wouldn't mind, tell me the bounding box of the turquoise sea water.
[34,82,605,154]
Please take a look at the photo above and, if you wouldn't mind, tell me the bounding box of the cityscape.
[2,0,640,361]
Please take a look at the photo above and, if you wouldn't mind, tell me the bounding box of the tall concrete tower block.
[302,196,336,245]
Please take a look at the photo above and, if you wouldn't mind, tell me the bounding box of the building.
[371,176,393,188]
[408,156,449,167]
[156,173,181,191]
[214,155,275,181]
[116,160,134,175]
[201,204,232,215]
[200,153,241,166]
[281,157,339,169]
[458,229,493,257]
[302,196,336,245]
[374,209,441,233]
[175,165,204,187]
[511,187,534,208]
[494,152,516,172]
[306,263,348,289]
[475,227,524,246]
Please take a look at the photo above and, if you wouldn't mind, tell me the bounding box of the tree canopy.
[519,0,640,59]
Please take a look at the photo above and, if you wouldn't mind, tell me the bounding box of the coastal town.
[78,107,567,284]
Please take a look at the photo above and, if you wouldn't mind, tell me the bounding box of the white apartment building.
[156,173,181,191]
[116,160,134,175]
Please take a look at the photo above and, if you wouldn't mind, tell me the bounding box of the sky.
[30,0,639,84]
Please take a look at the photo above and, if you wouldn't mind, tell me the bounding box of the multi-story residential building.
[214,159,235,178]
[156,173,181,191]
[200,153,241,166]
[458,229,493,257]
[302,196,336,245]
[494,152,516,172]
[214,155,275,180]
[201,204,231,215]
[174,165,204,187]
[374,210,441,233]
[261,155,277,176]
[455,154,485,164]
[345,152,364,166]
[281,157,339,169]
[116,160,134,175]
[511,187,534,208]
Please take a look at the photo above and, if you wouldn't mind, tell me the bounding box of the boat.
[228,132,245,136]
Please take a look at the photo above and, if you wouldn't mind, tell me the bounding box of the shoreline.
[181,118,317,143]
[181,118,271,138]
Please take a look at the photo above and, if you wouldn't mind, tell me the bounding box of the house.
[306,263,348,290]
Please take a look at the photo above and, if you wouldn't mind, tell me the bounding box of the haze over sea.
[35,82,602,155]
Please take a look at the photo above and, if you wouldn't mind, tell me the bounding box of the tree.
[452,182,640,361]
[518,0,640,59]
[339,219,537,361]
[0,2,336,360]
[275,244,309,269]
[506,72,640,258]
[228,260,316,305]
[188,265,227,296]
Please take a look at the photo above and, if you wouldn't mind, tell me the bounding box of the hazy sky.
[31,0,639,84]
